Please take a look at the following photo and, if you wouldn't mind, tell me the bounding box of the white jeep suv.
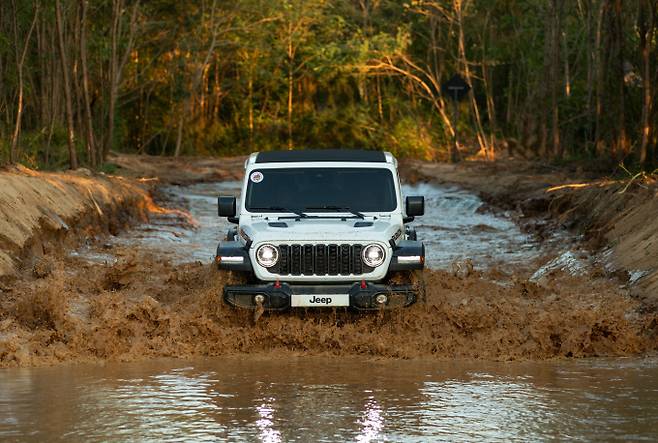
[216,149,425,310]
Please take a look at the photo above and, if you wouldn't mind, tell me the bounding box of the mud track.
[1,157,657,368]
[1,248,656,368]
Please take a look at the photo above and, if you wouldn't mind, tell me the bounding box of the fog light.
[375,294,388,305]
[254,294,265,304]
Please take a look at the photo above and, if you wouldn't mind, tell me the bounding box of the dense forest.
[0,0,656,170]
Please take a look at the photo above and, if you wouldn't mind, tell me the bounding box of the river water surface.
[5,180,656,440]
[2,356,658,441]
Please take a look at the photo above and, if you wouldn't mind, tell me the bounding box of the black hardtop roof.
[255,149,387,163]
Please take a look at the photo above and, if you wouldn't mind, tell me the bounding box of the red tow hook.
[360,280,367,289]
[274,280,281,289]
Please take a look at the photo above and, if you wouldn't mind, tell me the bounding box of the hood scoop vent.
[268,222,288,228]
[354,221,374,227]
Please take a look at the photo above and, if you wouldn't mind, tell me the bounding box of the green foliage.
[0,0,656,169]
[100,163,119,174]
[387,116,440,161]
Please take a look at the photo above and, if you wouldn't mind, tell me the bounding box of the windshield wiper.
[304,206,365,219]
[249,206,309,218]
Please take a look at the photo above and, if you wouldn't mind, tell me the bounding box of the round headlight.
[362,244,386,268]
[256,244,279,268]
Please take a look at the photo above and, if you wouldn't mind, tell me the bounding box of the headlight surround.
[362,243,386,268]
[256,244,279,268]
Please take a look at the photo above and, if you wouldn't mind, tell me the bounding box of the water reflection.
[356,398,383,442]
[1,357,657,441]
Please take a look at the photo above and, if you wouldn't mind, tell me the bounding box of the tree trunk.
[550,0,563,159]
[79,0,96,168]
[594,1,608,157]
[248,62,254,149]
[613,0,628,158]
[104,0,139,162]
[174,101,185,157]
[287,24,294,151]
[10,0,39,165]
[585,0,596,149]
[55,0,78,169]
[638,0,654,166]
[106,0,122,162]
[455,0,487,158]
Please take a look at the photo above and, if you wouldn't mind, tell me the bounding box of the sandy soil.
[0,165,151,279]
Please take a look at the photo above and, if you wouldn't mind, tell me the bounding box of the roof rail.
[248,149,393,165]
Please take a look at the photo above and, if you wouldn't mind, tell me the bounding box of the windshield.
[245,167,397,213]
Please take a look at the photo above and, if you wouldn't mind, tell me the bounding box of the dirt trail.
[0,165,151,279]
[1,250,655,368]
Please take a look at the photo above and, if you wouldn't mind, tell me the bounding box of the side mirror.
[218,195,236,217]
[406,196,424,217]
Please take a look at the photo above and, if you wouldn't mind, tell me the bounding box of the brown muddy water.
[2,356,658,441]
[3,180,657,440]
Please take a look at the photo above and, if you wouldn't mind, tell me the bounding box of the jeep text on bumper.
[216,149,426,310]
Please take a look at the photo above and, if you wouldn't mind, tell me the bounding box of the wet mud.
[2,159,657,368]
[1,249,656,368]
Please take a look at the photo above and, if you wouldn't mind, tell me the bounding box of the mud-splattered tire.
[413,270,427,304]
[225,270,252,285]
[387,270,426,304]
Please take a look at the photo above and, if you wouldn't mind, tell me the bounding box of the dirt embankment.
[402,160,658,304]
[1,251,655,368]
[0,165,151,279]
[108,153,246,184]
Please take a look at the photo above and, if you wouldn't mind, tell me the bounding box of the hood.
[242,217,401,243]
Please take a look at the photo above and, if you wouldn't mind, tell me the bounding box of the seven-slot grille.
[269,244,375,276]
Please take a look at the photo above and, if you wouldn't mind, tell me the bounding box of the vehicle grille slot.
[291,244,302,275]
[340,244,350,274]
[315,244,327,275]
[303,244,314,275]
[352,244,363,274]
[328,244,339,275]
[272,243,372,276]
[277,244,289,275]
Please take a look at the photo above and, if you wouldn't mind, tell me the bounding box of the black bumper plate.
[223,282,417,311]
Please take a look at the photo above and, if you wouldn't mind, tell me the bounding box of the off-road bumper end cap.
[223,282,417,311]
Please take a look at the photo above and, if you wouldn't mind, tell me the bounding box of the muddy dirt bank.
[0,165,152,280]
[108,153,246,184]
[1,250,656,368]
[402,160,658,303]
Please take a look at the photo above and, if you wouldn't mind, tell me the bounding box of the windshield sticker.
[250,171,264,183]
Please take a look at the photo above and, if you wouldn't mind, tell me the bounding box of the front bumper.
[223,282,417,311]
